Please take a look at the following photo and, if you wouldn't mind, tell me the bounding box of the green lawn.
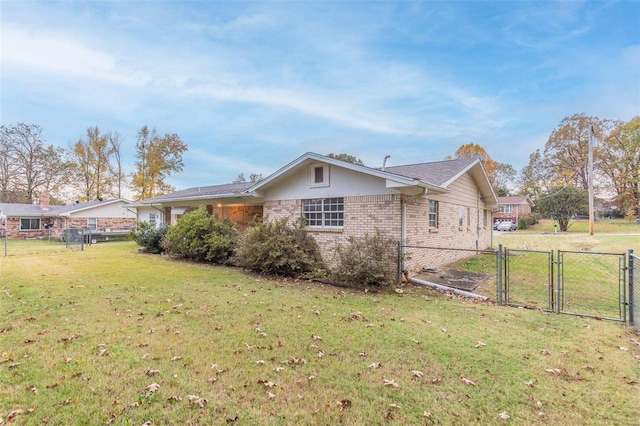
[1,241,639,424]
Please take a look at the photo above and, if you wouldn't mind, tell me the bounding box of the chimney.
[40,192,50,211]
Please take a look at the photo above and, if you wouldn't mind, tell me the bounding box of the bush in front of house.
[517,218,527,230]
[132,221,168,254]
[162,206,238,264]
[234,217,326,277]
[332,232,397,287]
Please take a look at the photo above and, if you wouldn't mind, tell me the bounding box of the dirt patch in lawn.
[413,268,490,291]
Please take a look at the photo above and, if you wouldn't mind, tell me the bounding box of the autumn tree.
[326,153,365,166]
[600,116,640,215]
[450,143,516,195]
[130,125,188,200]
[107,131,126,199]
[535,186,588,232]
[0,123,70,203]
[70,126,116,201]
[543,113,616,191]
[519,149,551,200]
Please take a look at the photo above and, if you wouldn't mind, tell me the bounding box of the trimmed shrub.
[162,206,238,264]
[332,232,396,287]
[517,218,527,230]
[132,221,168,254]
[234,218,326,277]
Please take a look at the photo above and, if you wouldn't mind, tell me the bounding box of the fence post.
[397,241,402,285]
[497,244,503,304]
[629,249,635,326]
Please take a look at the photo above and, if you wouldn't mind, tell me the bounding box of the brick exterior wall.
[2,216,135,240]
[263,194,493,275]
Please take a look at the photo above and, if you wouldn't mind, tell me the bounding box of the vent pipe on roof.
[382,155,391,171]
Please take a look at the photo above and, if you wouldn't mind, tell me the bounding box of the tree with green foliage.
[535,186,588,232]
[326,153,365,165]
[162,206,238,263]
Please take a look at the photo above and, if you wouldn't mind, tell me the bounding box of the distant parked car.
[496,220,517,231]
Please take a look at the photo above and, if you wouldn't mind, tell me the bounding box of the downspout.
[401,194,407,274]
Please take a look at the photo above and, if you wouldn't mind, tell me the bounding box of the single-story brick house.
[494,196,534,224]
[0,193,136,240]
[131,152,498,273]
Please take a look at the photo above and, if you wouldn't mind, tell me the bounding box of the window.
[458,206,464,228]
[87,218,97,230]
[467,207,471,227]
[499,205,513,213]
[483,210,488,228]
[303,198,344,227]
[20,218,40,230]
[309,164,329,188]
[428,200,438,228]
[149,213,157,228]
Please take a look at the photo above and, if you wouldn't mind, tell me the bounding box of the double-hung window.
[148,213,157,228]
[20,218,40,230]
[87,218,98,231]
[302,198,344,227]
[428,200,438,228]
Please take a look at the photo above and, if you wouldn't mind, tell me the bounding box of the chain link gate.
[504,248,554,311]
[628,250,638,329]
[556,250,627,322]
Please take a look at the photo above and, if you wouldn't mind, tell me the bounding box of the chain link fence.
[629,250,638,329]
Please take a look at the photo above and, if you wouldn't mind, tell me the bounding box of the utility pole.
[588,126,595,235]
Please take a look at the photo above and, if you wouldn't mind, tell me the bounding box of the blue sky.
[1,1,639,192]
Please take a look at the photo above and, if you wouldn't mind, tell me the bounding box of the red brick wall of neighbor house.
[493,203,532,223]
[66,217,136,231]
[2,216,136,240]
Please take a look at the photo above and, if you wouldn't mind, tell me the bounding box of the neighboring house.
[0,193,136,240]
[132,152,498,273]
[494,196,534,224]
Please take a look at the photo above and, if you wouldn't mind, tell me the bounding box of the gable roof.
[248,152,449,196]
[383,157,478,187]
[497,196,534,207]
[129,152,498,207]
[0,199,131,217]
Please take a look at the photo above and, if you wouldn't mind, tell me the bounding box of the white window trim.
[303,197,344,228]
[428,200,438,229]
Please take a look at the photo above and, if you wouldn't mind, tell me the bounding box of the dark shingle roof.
[139,182,255,203]
[0,199,125,217]
[382,157,477,187]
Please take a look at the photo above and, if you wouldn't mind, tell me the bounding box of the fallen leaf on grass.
[170,356,182,362]
[368,362,382,369]
[411,370,424,378]
[499,411,510,419]
[544,368,562,375]
[97,348,108,357]
[311,334,322,340]
[618,346,628,351]
[267,391,276,399]
[524,380,535,387]
[273,367,285,372]
[187,395,208,408]
[336,399,352,411]
[6,409,25,422]
[475,341,486,348]
[257,380,276,388]
[461,377,476,386]
[167,395,182,402]
[540,349,552,355]
[255,360,265,365]
[146,369,161,376]
[145,383,160,393]
[388,403,401,408]
[383,379,399,387]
